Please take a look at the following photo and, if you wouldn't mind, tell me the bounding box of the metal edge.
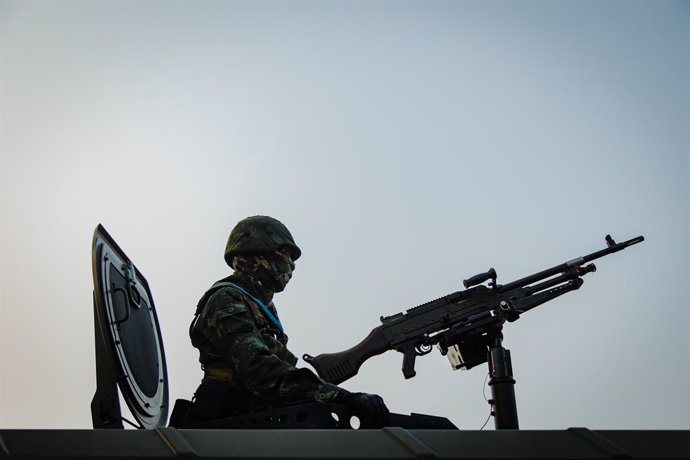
[91,224,169,428]
[382,427,438,459]
[568,427,634,459]
[0,432,9,456]
[155,428,197,458]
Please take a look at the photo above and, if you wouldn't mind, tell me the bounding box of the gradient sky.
[1,0,688,430]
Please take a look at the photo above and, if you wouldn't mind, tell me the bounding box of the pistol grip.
[402,351,417,379]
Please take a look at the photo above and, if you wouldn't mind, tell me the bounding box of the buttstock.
[303,326,390,385]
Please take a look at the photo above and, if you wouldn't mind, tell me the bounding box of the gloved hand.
[338,392,390,428]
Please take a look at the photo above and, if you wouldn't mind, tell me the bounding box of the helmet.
[224,216,301,266]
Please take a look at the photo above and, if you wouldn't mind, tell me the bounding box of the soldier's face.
[271,248,295,292]
[275,247,295,265]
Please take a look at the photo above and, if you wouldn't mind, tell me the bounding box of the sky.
[1,0,688,431]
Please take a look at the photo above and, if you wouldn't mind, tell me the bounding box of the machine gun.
[304,234,644,429]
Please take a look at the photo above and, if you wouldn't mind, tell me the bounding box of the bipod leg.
[488,332,519,430]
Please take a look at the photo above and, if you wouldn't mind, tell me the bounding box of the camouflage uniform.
[189,273,341,412]
[181,216,387,427]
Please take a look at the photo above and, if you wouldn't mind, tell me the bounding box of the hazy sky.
[1,0,688,430]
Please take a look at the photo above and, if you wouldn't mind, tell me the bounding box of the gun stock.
[303,326,390,384]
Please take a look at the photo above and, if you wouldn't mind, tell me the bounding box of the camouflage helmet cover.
[224,216,301,266]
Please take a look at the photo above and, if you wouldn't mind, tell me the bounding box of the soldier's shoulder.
[203,284,251,315]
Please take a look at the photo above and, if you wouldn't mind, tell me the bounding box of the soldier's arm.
[201,288,342,406]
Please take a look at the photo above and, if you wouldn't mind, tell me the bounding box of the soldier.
[184,215,389,427]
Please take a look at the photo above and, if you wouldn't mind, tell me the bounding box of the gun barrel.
[499,235,644,292]
[582,235,644,263]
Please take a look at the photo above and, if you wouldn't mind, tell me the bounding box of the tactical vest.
[190,280,297,383]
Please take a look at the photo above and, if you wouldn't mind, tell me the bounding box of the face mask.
[232,251,295,293]
[268,251,295,292]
